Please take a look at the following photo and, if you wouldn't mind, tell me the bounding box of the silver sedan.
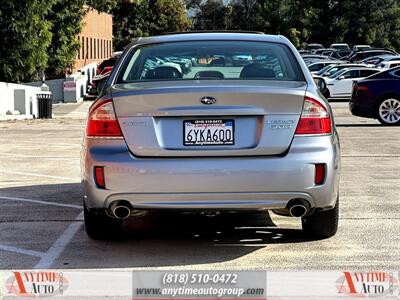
[81,32,340,240]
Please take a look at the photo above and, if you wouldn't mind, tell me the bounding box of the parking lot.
[0,101,399,270]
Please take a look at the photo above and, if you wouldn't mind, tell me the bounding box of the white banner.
[266,271,399,299]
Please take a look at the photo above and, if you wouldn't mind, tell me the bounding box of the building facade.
[74,8,113,72]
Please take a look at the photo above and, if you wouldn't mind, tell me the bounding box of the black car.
[350,66,400,125]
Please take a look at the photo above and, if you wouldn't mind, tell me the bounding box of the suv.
[82,32,340,240]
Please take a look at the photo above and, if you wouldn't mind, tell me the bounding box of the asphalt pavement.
[0,101,399,270]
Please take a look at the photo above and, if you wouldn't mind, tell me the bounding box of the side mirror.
[314,77,326,93]
[338,76,345,80]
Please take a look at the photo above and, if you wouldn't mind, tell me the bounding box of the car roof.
[126,32,288,47]
[357,49,394,53]
[332,63,369,67]
[339,67,381,71]
[309,60,341,64]
[381,60,400,64]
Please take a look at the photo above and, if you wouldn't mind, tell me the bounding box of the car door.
[332,69,360,97]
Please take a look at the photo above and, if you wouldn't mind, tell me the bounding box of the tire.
[322,88,330,99]
[302,197,339,238]
[376,97,400,126]
[84,203,123,240]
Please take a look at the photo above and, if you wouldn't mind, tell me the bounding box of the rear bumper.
[82,135,340,211]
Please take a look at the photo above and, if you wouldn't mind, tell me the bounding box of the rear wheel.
[84,203,123,240]
[301,197,339,238]
[377,97,400,125]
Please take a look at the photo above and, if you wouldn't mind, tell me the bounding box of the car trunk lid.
[112,80,307,157]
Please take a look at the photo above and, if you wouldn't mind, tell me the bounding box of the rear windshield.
[116,41,304,83]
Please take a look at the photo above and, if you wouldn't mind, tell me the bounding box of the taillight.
[354,85,368,92]
[295,96,332,135]
[86,99,123,137]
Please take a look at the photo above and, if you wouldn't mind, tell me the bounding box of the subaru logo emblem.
[200,96,216,105]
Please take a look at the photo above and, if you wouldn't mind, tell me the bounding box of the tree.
[0,0,117,82]
[0,0,55,83]
[112,0,191,50]
[191,0,228,30]
[45,0,85,78]
[46,0,118,78]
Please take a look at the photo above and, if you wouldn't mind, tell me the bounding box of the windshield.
[316,64,334,75]
[116,41,304,83]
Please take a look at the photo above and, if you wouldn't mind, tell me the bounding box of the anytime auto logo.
[336,272,399,297]
[5,271,69,297]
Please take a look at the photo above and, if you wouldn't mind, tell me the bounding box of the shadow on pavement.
[0,183,321,269]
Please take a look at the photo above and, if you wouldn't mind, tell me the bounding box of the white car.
[308,60,343,73]
[324,67,381,99]
[330,43,350,50]
[377,60,400,70]
[316,63,373,77]
[353,45,371,51]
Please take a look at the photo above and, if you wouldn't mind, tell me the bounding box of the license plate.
[184,119,234,146]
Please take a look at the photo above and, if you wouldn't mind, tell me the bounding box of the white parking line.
[2,170,75,181]
[0,244,44,257]
[0,196,82,209]
[0,141,81,147]
[35,212,84,269]
[0,152,76,160]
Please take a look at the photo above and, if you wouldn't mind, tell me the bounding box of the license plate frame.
[183,119,235,146]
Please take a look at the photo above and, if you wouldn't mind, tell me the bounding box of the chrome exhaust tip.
[287,199,311,218]
[110,201,132,219]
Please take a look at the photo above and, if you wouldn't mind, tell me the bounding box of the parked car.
[350,67,400,125]
[308,60,343,73]
[302,55,333,66]
[324,67,381,99]
[348,49,397,62]
[330,43,350,50]
[87,71,112,99]
[353,45,371,51]
[82,32,340,240]
[298,49,311,55]
[306,43,324,51]
[377,60,400,70]
[360,55,394,65]
[301,54,331,60]
[96,53,121,75]
[329,50,352,59]
[314,48,335,55]
[373,55,400,65]
[314,63,371,77]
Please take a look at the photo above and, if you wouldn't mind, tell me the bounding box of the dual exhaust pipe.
[109,201,148,219]
[287,199,311,218]
[110,199,311,219]
[110,201,132,219]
